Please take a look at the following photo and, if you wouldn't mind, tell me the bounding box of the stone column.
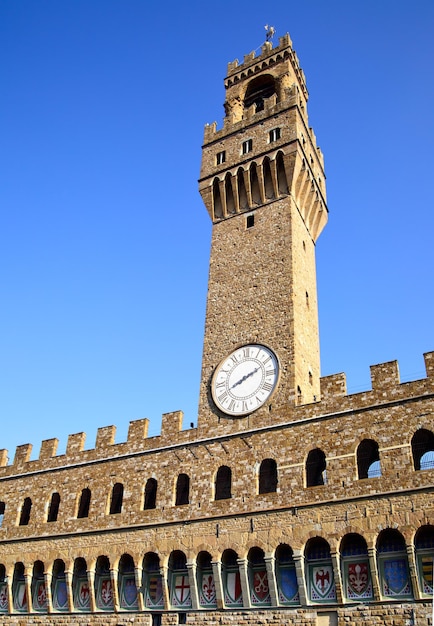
[330,550,343,604]
[264,554,278,606]
[211,560,224,609]
[44,571,53,613]
[5,574,13,614]
[24,570,33,613]
[64,569,74,613]
[237,558,251,609]
[135,564,145,611]
[406,544,421,600]
[160,565,170,610]
[87,568,97,613]
[110,567,120,611]
[367,547,381,601]
[186,560,199,610]
[293,550,308,605]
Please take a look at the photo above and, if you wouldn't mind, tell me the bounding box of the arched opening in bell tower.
[244,75,277,113]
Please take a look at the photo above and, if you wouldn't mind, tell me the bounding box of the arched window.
[275,544,299,605]
[19,497,32,526]
[12,562,27,612]
[357,439,381,479]
[250,163,261,205]
[175,474,190,506]
[306,449,327,487]
[51,559,68,612]
[415,525,434,597]
[377,529,412,598]
[225,173,236,214]
[263,157,275,200]
[244,75,277,112]
[95,555,113,611]
[276,151,288,195]
[197,551,216,608]
[221,549,242,607]
[142,552,163,609]
[118,554,138,611]
[247,547,271,606]
[412,429,434,470]
[212,178,223,219]
[340,533,373,601]
[47,492,60,522]
[305,537,336,603]
[77,487,91,518]
[72,557,90,612]
[109,482,123,514]
[215,465,232,500]
[144,478,158,510]
[259,458,278,494]
[31,560,47,612]
[168,551,191,609]
[237,168,248,211]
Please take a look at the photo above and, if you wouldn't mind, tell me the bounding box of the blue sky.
[1,1,433,460]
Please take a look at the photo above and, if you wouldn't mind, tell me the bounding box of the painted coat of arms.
[251,569,271,605]
[224,571,242,606]
[199,573,216,606]
[346,562,372,599]
[310,565,336,601]
[171,574,191,607]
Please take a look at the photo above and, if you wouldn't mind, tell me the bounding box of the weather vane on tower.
[264,25,275,42]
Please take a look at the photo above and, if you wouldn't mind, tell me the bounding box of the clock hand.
[231,366,260,389]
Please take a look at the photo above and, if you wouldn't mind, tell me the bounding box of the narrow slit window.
[269,128,281,143]
[247,214,255,228]
[216,150,226,165]
[242,139,253,154]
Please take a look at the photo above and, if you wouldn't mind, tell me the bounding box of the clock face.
[211,344,279,416]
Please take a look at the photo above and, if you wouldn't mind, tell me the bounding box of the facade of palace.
[0,32,433,626]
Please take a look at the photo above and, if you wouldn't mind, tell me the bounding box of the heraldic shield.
[224,571,243,606]
[96,576,114,610]
[251,569,271,605]
[145,574,164,608]
[0,583,8,613]
[13,581,27,612]
[120,575,138,610]
[52,579,68,611]
[383,559,411,596]
[32,580,47,611]
[278,567,299,604]
[310,565,336,602]
[74,578,90,611]
[171,574,192,608]
[345,561,373,600]
[199,573,216,607]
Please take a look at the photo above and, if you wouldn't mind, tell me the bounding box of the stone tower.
[198,33,328,433]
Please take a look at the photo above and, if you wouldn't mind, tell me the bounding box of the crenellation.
[161,409,184,440]
[65,431,86,456]
[95,424,116,449]
[127,417,149,445]
[320,372,347,399]
[424,350,434,380]
[13,443,32,466]
[370,360,400,390]
[0,449,7,467]
[38,438,58,461]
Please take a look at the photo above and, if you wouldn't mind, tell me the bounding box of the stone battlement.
[1,352,432,476]
[225,33,307,97]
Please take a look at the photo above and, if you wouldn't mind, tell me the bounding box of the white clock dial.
[211,344,279,416]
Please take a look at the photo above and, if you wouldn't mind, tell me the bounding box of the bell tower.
[197,33,328,433]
